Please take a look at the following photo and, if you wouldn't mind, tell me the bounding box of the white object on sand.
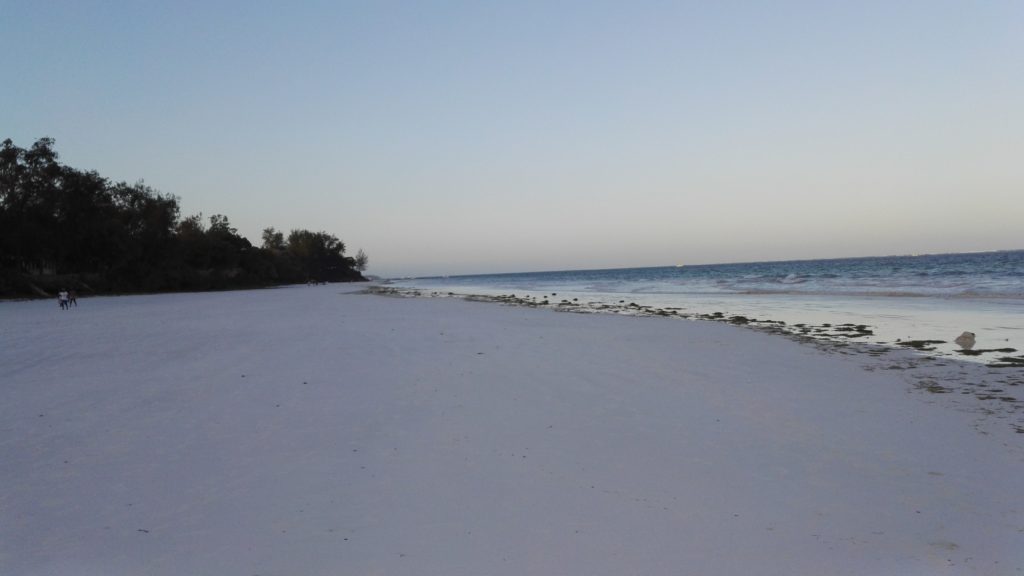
[954,331,976,350]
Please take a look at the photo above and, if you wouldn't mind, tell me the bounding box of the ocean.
[391,250,1024,364]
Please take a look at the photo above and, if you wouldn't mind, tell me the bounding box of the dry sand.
[2,284,1022,575]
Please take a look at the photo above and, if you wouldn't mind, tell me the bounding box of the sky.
[3,1,1022,278]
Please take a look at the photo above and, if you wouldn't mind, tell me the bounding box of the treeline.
[0,138,367,297]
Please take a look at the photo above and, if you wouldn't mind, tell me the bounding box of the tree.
[177,213,205,236]
[354,248,369,272]
[285,229,362,281]
[262,227,285,250]
[208,214,236,236]
[0,137,63,273]
[0,137,366,296]
[203,214,251,270]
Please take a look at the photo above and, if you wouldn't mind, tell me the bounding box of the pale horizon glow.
[4,1,1022,278]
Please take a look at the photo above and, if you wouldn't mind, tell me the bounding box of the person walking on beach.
[58,289,69,310]
[68,289,77,307]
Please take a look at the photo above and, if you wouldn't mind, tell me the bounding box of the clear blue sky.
[4,1,1022,277]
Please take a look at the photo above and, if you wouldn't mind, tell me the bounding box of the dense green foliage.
[0,138,365,297]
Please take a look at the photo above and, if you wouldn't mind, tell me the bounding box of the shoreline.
[386,252,1024,365]
[370,285,1024,363]
[369,285,1024,435]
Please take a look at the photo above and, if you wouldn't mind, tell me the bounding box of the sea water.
[391,250,1024,363]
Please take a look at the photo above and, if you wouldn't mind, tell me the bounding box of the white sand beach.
[2,285,1022,575]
